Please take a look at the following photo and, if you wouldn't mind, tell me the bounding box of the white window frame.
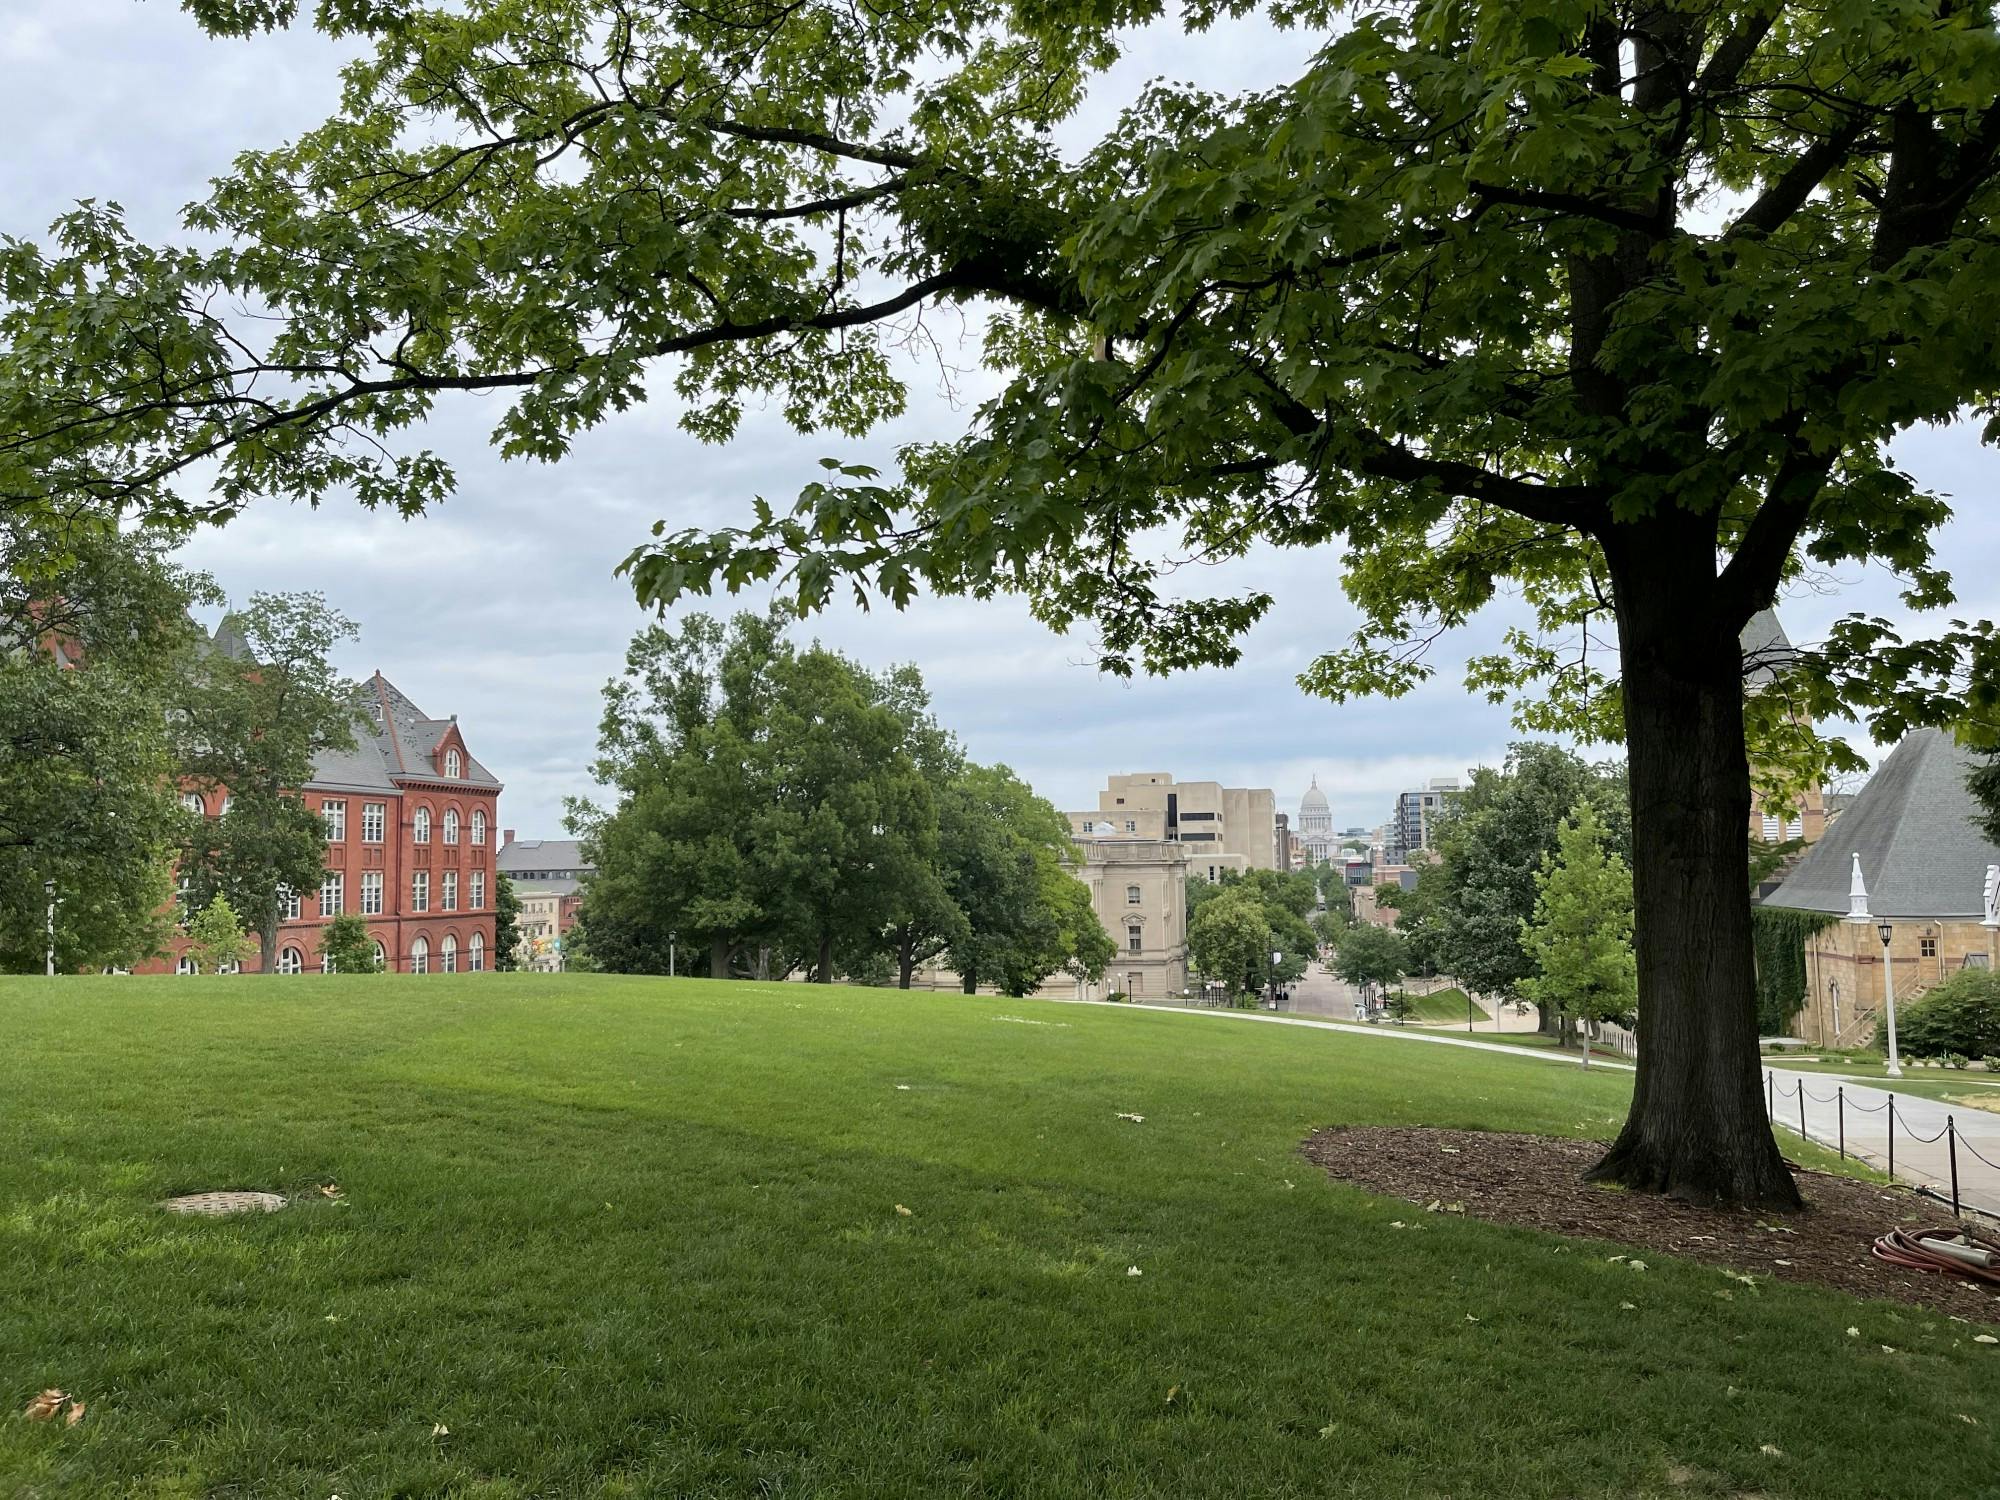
[1127,924,1143,955]
[411,871,429,913]
[471,810,486,846]
[280,886,302,922]
[444,748,462,778]
[372,940,387,970]
[1126,885,1142,905]
[442,871,458,912]
[361,871,383,916]
[322,800,346,842]
[442,934,458,972]
[413,807,432,844]
[444,809,460,845]
[320,871,343,916]
[362,802,385,843]
[176,956,198,975]
[277,947,304,975]
[410,936,429,974]
[469,932,484,972]
[469,871,485,910]
[180,791,206,816]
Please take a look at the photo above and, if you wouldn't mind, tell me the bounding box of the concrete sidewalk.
[1764,1067,2000,1217]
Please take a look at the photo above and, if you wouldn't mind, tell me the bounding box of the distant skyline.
[6,4,1990,834]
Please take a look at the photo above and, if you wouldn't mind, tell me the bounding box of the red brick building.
[146,671,504,975]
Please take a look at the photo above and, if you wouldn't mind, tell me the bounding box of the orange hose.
[1871,1227,2000,1286]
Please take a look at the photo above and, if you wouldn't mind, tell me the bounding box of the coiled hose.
[1871,1226,2000,1286]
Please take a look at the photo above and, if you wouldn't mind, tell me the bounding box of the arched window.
[413,807,431,844]
[443,809,460,844]
[180,791,205,816]
[471,810,487,846]
[277,947,304,975]
[444,748,462,778]
[410,936,429,974]
[176,956,198,975]
[371,940,387,970]
[1126,884,1142,905]
[219,793,231,816]
[468,932,484,972]
[442,934,458,973]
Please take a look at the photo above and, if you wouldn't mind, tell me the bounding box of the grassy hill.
[0,974,1990,1496]
[1391,985,1488,1024]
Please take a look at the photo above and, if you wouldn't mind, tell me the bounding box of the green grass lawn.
[1391,986,1489,1024]
[2,975,1993,1498]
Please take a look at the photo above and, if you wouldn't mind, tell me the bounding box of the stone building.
[1067,829,1190,1001]
[1762,728,2000,1046]
[1742,609,1829,848]
[496,835,591,969]
[1295,776,1341,866]
[150,668,504,976]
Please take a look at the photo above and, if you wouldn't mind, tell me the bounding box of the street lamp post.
[1828,977,1841,1044]
[44,879,56,978]
[669,930,677,979]
[1878,921,1903,1078]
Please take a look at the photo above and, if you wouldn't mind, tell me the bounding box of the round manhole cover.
[161,1191,287,1217]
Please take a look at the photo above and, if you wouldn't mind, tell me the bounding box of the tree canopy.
[12,0,2000,1202]
[1518,800,1638,1061]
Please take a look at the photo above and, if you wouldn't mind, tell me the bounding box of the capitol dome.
[1298,776,1333,835]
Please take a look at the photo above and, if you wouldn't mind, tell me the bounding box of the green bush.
[1884,970,2000,1060]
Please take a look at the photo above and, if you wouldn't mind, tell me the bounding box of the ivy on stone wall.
[1751,906,1840,1036]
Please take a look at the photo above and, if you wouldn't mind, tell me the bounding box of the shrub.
[1946,1052,1972,1069]
[1105,990,1127,1004]
[1885,970,2000,1060]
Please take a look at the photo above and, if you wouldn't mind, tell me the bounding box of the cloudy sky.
[5,2,1994,835]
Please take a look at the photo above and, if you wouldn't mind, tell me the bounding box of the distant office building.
[1387,778,1460,864]
[1070,828,1191,1001]
[496,834,593,970]
[1071,772,1277,882]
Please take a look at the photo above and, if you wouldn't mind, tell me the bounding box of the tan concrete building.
[1068,831,1191,1001]
[1072,773,1277,882]
[515,888,567,972]
[1763,729,2000,1046]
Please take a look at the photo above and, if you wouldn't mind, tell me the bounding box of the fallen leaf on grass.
[1881,1346,1897,1354]
[23,1390,68,1422]
[1439,1146,1460,1154]
[894,1084,911,1091]
[1164,1385,1180,1406]
[1847,1327,1860,1337]
[1115,1112,1145,1123]
[1759,1444,1783,1458]
[1127,1266,1143,1277]
[1960,1414,1980,1425]
[1464,1314,1480,1323]
[1773,1259,1794,1267]
[1388,1221,1407,1230]
[1975,1334,1998,1345]
[318,1183,342,1199]
[64,1401,85,1428]
[894,1204,913,1217]
[1628,1261,1647,1272]
[431,1423,449,1438]
[1318,1423,1337,1439]
[1619,1302,1636,1311]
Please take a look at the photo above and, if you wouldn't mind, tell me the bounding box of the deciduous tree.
[183,892,250,974]
[1519,802,1638,1068]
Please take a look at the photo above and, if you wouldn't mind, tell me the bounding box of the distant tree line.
[565,612,1113,993]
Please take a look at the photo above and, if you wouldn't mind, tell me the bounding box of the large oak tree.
[7,0,2000,1203]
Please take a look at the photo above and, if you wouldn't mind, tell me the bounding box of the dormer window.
[444,748,462,778]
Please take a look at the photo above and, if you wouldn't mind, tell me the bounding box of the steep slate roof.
[200,622,499,796]
[1764,728,2000,919]
[1741,608,1798,687]
[351,671,501,788]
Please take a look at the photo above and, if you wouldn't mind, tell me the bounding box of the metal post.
[1880,923,1903,1078]
[1799,1086,1807,1144]
[44,879,55,978]
[669,931,676,979]
[1949,1118,1960,1217]
[1837,1086,1845,1159]
[1888,1097,1895,1180]
[1767,1071,1775,1117]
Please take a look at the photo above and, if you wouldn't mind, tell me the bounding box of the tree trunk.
[259,912,277,975]
[1587,521,1800,1208]
[896,927,916,990]
[815,930,833,984]
[709,933,730,980]
[961,968,977,995]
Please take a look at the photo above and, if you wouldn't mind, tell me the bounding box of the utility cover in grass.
[160,1191,287,1216]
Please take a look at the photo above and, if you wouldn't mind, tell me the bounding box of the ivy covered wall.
[1751,906,1839,1036]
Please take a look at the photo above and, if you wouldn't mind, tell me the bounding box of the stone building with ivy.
[1759,728,2000,1046]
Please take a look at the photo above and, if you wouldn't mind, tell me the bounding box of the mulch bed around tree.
[1302,1126,2000,1324]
